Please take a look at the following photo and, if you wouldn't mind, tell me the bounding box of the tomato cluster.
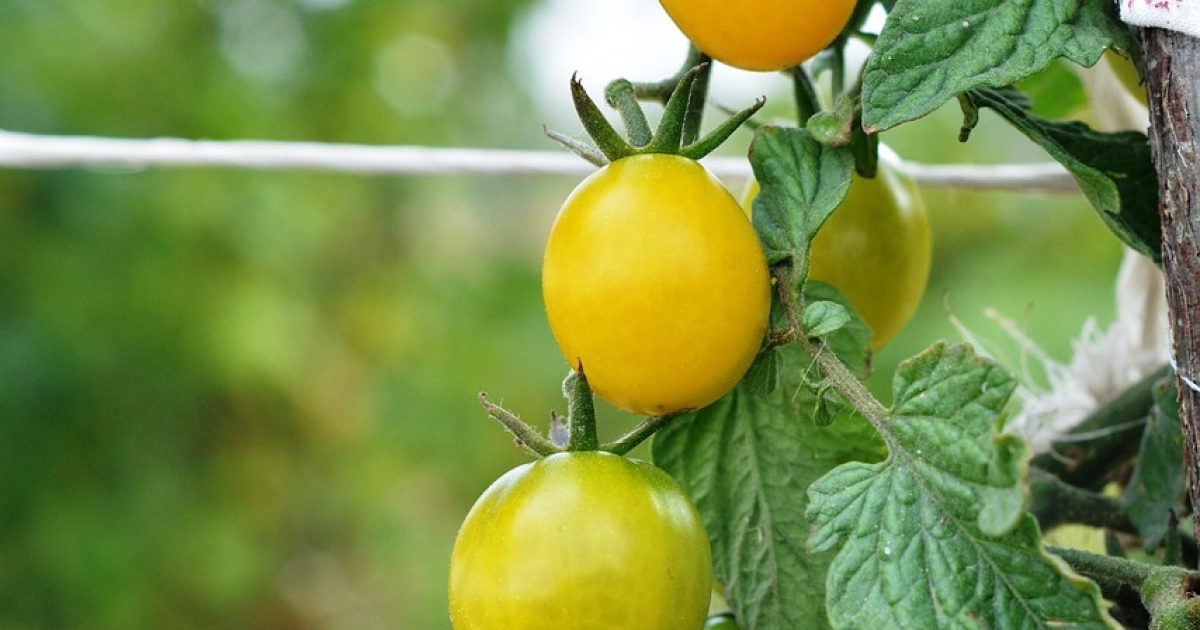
[449,2,936,626]
[451,150,765,628]
[450,148,766,628]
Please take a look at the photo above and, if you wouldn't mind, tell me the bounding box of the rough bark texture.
[1142,27,1200,542]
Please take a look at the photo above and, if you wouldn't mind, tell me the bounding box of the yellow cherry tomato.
[742,161,931,350]
[448,452,714,630]
[543,154,770,416]
[659,0,857,71]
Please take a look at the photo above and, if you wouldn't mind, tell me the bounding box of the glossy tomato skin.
[743,162,931,350]
[543,154,770,416]
[448,452,713,630]
[660,0,856,71]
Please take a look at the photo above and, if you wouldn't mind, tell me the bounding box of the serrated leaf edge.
[808,343,1119,628]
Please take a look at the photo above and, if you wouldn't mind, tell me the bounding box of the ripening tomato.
[742,161,931,350]
[543,154,770,416]
[659,0,857,71]
[448,451,714,630]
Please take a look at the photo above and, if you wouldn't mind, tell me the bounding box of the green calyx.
[549,63,764,164]
[563,369,598,451]
[479,367,682,458]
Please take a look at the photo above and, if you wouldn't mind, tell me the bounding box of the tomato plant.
[543,154,770,416]
[448,451,713,630]
[659,0,857,71]
[742,161,930,350]
[475,1,1182,627]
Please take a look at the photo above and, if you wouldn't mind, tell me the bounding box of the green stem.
[564,370,599,451]
[832,47,846,98]
[1143,570,1200,628]
[1053,545,1200,627]
[1028,468,1136,534]
[796,333,888,424]
[775,267,888,426]
[602,413,682,456]
[1165,511,1184,567]
[1031,463,1199,565]
[765,327,798,351]
[774,266,806,324]
[1047,546,1155,594]
[605,79,653,147]
[791,67,821,126]
[854,32,878,46]
[633,45,707,104]
[1032,365,1170,489]
[479,393,561,457]
[956,93,980,142]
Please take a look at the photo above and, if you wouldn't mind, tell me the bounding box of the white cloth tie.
[1121,0,1200,39]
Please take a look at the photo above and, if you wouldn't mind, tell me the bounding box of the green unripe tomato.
[448,451,714,630]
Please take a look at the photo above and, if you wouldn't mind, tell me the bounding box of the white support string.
[1167,328,1200,395]
[0,129,1080,192]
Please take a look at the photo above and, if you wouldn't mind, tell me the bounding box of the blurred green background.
[0,1,1123,628]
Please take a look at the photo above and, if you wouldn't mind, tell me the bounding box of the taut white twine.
[0,129,1079,192]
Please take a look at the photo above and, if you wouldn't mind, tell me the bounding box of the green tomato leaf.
[1125,377,1185,551]
[805,282,872,374]
[964,87,1161,261]
[802,301,851,339]
[653,343,884,630]
[862,0,1134,131]
[807,343,1118,629]
[749,126,854,280]
[1015,59,1089,120]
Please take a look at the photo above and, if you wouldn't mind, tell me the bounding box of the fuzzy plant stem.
[602,413,681,456]
[1031,365,1170,489]
[1028,468,1136,534]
